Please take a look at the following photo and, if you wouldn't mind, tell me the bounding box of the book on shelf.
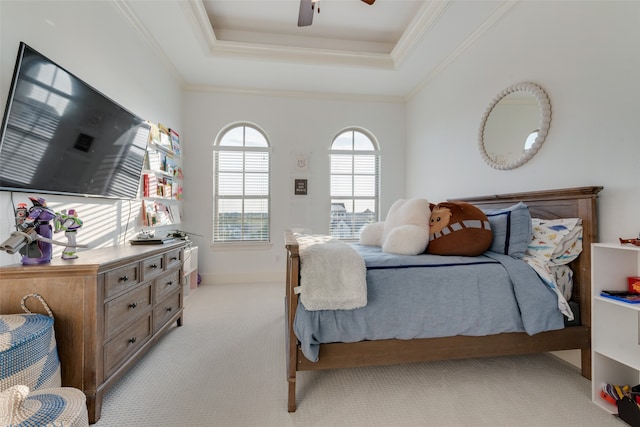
[163,155,176,175]
[147,122,160,146]
[173,166,183,180]
[143,174,148,197]
[600,290,640,304]
[169,205,181,224]
[172,183,183,200]
[142,174,158,198]
[146,150,161,171]
[169,128,181,156]
[155,202,172,225]
[142,200,154,226]
[158,123,172,149]
[142,200,179,227]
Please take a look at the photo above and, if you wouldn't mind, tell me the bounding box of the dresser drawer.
[104,263,140,299]
[165,248,182,271]
[153,292,182,333]
[104,313,152,377]
[142,254,164,281]
[104,284,152,340]
[154,269,181,303]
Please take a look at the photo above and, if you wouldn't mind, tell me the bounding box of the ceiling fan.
[298,0,376,27]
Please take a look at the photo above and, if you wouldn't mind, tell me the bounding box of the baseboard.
[200,270,284,285]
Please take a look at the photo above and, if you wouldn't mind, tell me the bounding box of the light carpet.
[94,282,625,426]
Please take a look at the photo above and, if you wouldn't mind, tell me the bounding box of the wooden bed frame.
[284,186,603,412]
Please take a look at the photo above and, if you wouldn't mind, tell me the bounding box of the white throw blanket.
[296,234,367,311]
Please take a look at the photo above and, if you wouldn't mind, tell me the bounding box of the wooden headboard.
[451,186,604,329]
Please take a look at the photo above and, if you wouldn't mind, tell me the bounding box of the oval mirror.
[478,82,551,170]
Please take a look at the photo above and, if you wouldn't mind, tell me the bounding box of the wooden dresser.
[0,241,186,424]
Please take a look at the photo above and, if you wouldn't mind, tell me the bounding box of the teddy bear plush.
[359,198,431,255]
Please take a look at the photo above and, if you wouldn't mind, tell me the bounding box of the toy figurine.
[0,198,88,264]
[619,235,640,246]
[17,197,56,265]
[54,209,84,259]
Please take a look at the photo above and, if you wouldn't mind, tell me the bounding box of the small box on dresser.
[591,242,640,423]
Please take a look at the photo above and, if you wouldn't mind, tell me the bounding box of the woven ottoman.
[0,385,89,427]
[0,313,61,392]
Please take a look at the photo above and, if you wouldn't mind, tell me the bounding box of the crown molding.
[185,0,441,70]
[405,0,518,101]
[210,40,394,69]
[182,0,218,51]
[391,0,451,67]
[183,84,405,104]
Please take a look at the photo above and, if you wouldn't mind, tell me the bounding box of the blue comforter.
[294,245,564,362]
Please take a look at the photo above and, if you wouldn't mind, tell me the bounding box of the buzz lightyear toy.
[53,209,84,259]
[1,197,57,264]
[0,197,88,264]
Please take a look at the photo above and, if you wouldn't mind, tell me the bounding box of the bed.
[284,186,603,412]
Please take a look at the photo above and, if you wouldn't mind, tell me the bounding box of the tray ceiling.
[116,0,516,99]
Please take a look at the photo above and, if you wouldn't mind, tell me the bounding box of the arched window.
[329,128,379,239]
[213,123,271,243]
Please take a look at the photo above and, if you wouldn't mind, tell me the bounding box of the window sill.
[210,241,273,251]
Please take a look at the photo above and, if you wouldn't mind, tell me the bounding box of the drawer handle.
[149,263,158,269]
[128,337,137,344]
[119,275,129,282]
[128,302,138,309]
[166,281,174,287]
[165,307,173,313]
[170,256,178,261]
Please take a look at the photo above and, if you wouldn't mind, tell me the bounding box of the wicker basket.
[0,294,62,392]
[0,385,89,427]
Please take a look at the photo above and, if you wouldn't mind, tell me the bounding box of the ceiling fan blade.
[298,0,314,27]
[361,0,376,4]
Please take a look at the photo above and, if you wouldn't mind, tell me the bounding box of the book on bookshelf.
[172,183,183,200]
[158,123,171,148]
[169,128,181,156]
[142,174,158,198]
[147,122,160,146]
[142,200,180,227]
[169,205,181,224]
[147,150,161,171]
[173,166,183,180]
[600,290,640,304]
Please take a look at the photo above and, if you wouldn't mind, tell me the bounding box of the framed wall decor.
[294,179,308,195]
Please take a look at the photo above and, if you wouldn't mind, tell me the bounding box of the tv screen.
[0,42,150,199]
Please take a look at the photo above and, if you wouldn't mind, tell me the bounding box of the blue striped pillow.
[482,202,532,258]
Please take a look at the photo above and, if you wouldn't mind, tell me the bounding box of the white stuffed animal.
[359,198,431,255]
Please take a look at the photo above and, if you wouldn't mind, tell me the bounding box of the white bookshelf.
[591,243,640,413]
[141,125,183,228]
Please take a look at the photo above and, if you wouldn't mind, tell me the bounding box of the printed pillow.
[482,202,532,258]
[526,217,583,264]
[551,264,574,301]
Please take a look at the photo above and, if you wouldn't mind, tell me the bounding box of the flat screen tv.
[0,42,150,199]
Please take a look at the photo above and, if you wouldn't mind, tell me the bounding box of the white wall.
[406,0,640,244]
[3,0,637,278]
[182,90,406,283]
[0,1,183,265]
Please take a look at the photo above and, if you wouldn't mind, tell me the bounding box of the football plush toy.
[426,201,492,257]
